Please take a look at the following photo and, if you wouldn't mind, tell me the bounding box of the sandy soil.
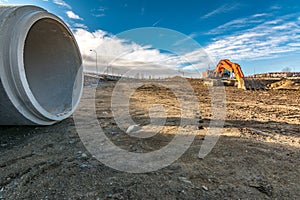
[0,78,299,199]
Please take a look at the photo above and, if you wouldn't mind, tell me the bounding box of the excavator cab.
[222,69,231,78]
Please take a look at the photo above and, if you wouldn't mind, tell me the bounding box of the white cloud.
[270,5,281,10]
[72,23,88,29]
[288,43,300,47]
[203,13,300,62]
[272,22,297,30]
[74,28,171,70]
[207,13,269,35]
[72,11,300,76]
[53,0,71,9]
[152,19,161,27]
[252,13,268,18]
[73,28,209,77]
[201,3,239,19]
[92,13,105,17]
[0,0,8,3]
[66,11,83,20]
[91,7,106,17]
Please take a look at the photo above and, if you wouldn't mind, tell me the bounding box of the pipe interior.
[24,18,81,115]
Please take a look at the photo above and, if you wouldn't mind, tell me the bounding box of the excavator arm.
[214,59,246,90]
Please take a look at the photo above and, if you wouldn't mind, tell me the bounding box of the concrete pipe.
[0,5,83,125]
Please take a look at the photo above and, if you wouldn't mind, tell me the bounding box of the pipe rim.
[6,7,83,124]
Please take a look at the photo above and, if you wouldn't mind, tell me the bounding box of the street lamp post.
[90,49,98,75]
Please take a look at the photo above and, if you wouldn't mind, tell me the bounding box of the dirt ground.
[0,78,299,199]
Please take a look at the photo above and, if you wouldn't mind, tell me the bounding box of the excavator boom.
[214,59,246,90]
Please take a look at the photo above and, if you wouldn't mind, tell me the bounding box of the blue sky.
[1,0,300,76]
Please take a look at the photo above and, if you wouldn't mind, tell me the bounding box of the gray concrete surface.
[0,5,83,125]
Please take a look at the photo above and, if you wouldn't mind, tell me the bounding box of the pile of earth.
[268,79,300,90]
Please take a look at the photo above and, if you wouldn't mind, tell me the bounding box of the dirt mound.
[268,79,300,90]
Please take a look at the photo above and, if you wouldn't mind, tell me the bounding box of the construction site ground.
[0,78,299,199]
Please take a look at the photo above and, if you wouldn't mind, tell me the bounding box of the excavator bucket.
[237,78,246,90]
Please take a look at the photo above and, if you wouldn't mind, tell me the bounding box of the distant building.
[248,72,300,78]
[202,70,215,78]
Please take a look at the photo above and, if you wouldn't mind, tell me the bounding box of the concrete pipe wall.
[0,5,83,125]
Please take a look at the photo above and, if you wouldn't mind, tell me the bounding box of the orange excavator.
[214,59,246,90]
